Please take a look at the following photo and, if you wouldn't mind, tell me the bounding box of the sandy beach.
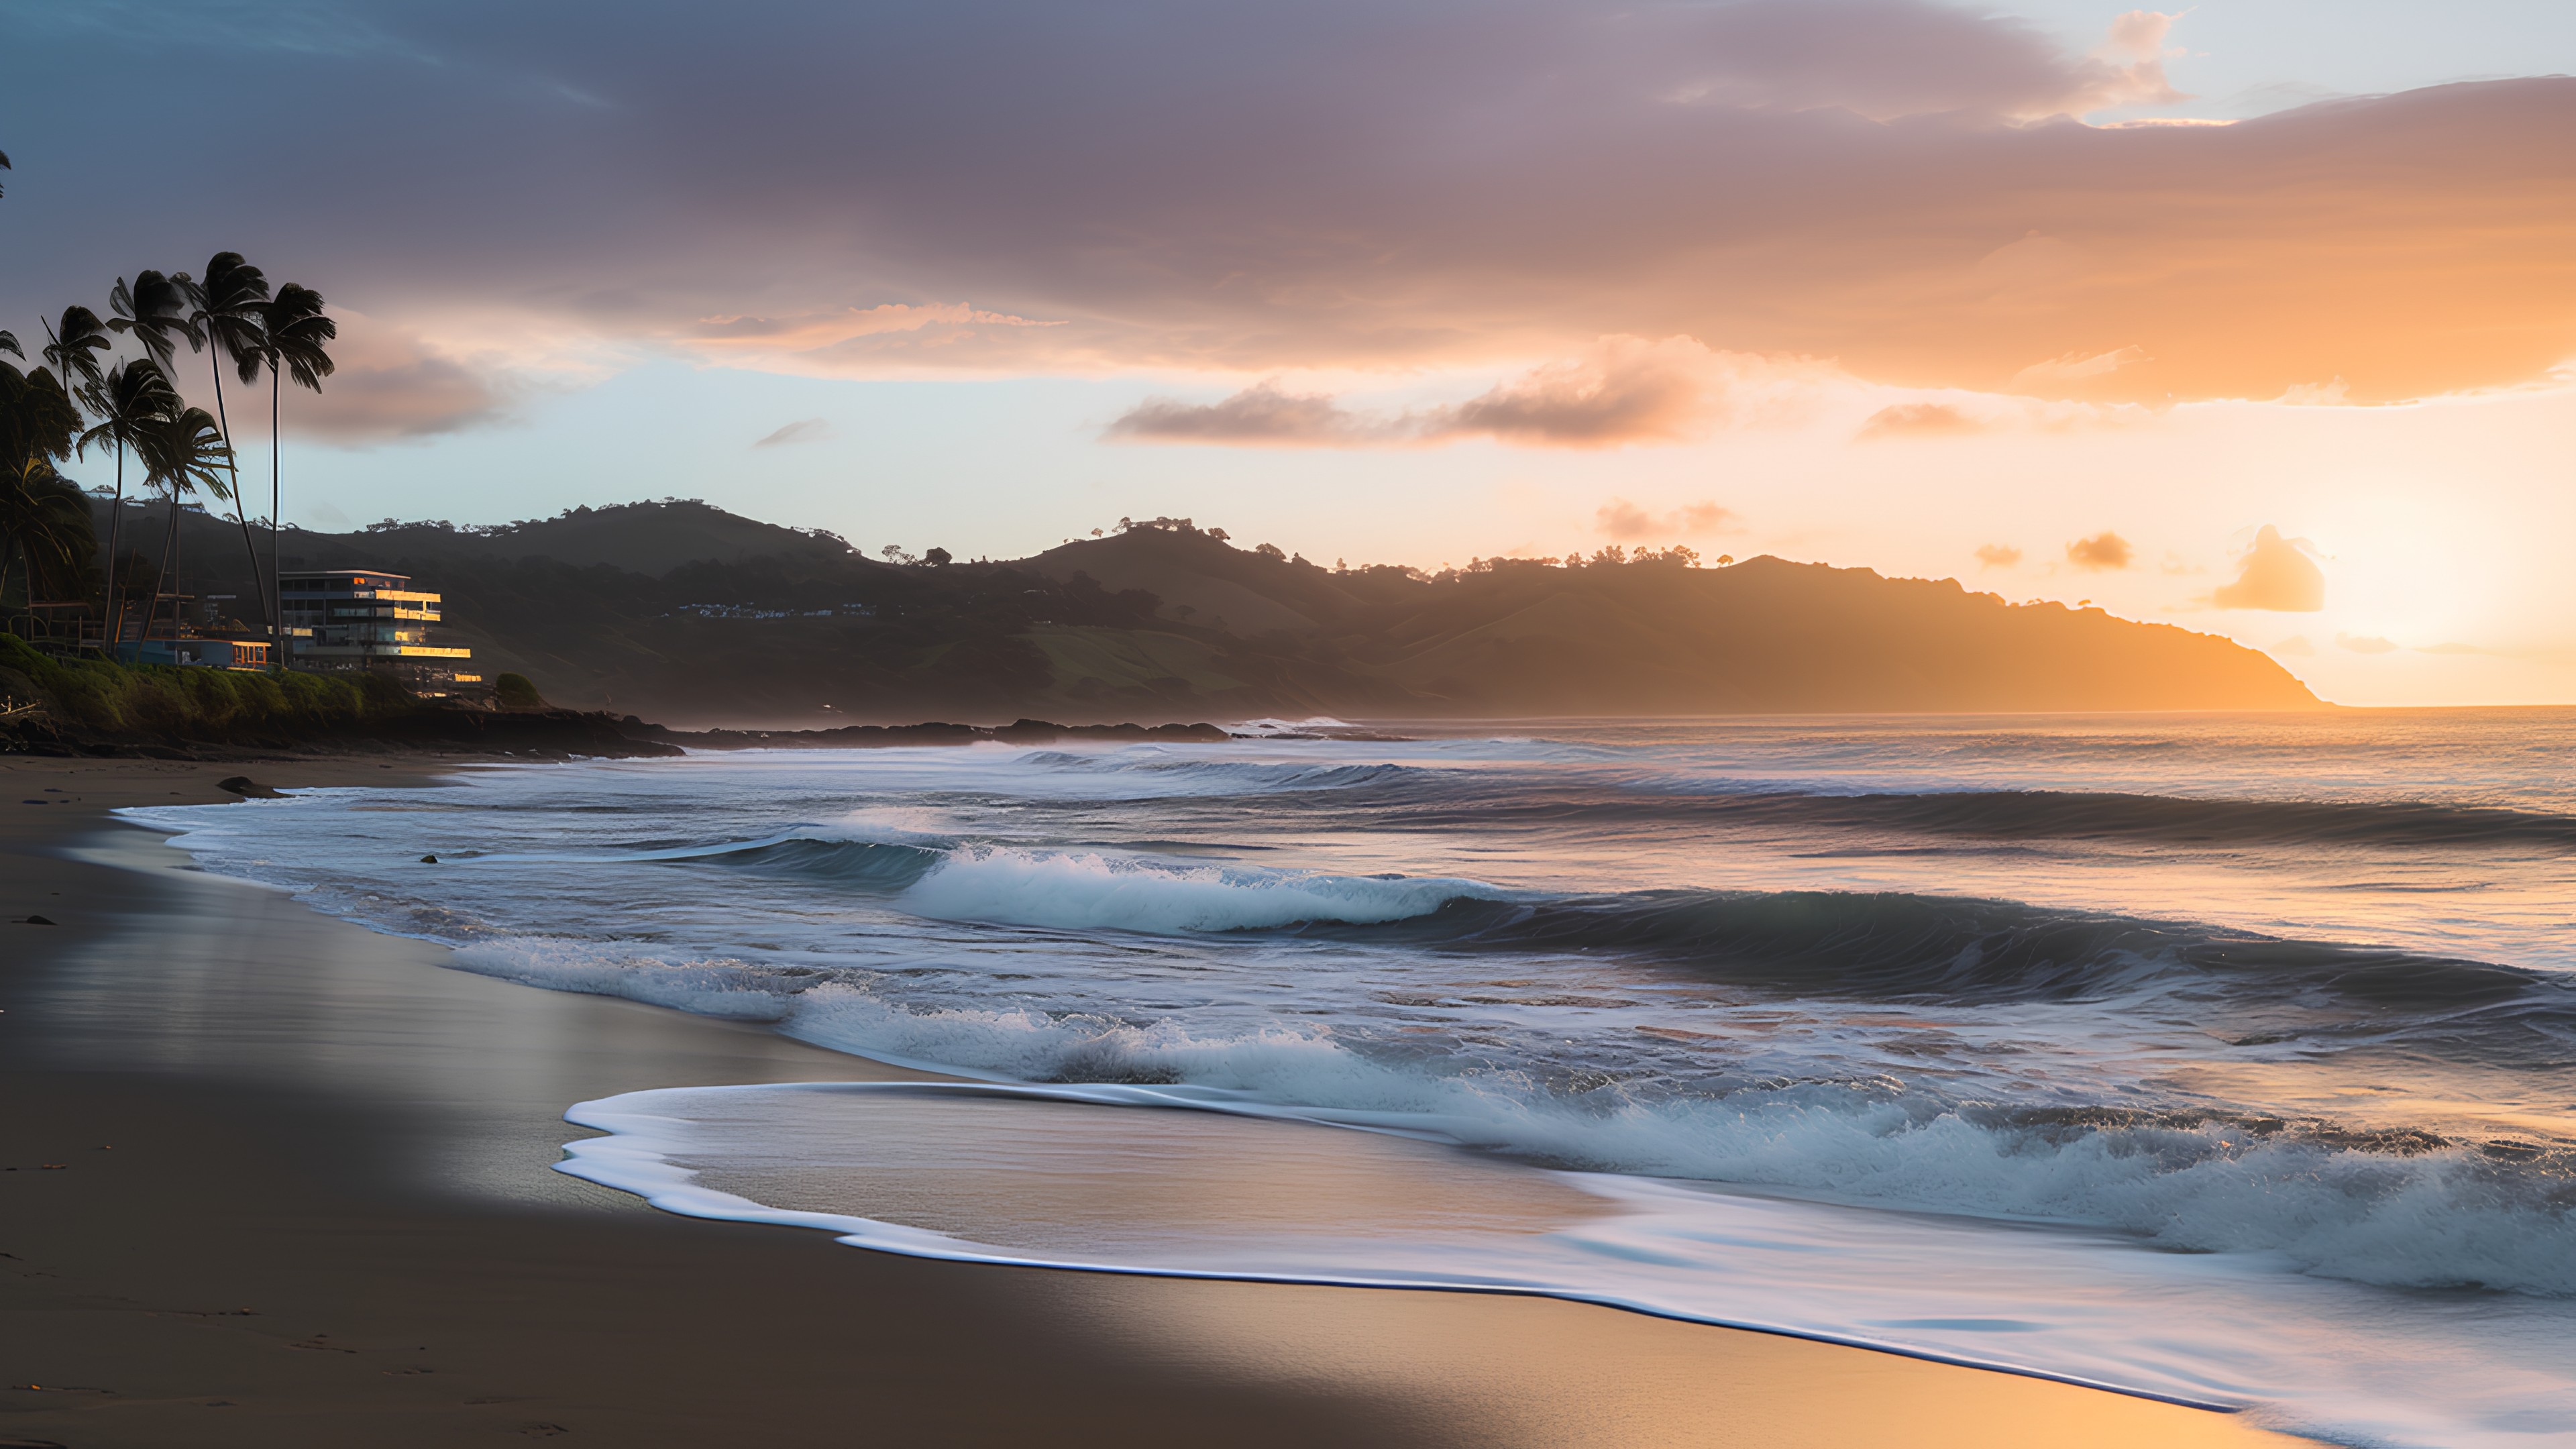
[0,757,2308,1447]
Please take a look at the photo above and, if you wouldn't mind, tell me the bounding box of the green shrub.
[0,634,415,738]
[493,672,545,709]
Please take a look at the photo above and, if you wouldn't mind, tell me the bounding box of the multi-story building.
[278,569,482,696]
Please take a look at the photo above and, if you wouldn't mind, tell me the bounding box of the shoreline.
[0,757,2307,1447]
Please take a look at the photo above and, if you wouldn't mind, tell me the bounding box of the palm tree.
[133,407,231,642]
[78,360,180,648]
[0,360,80,476]
[42,307,112,395]
[0,359,87,621]
[186,253,274,636]
[0,458,96,616]
[255,282,334,653]
[107,270,201,371]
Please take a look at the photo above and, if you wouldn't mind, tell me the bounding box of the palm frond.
[261,283,337,392]
[44,307,111,394]
[138,406,233,503]
[195,252,273,384]
[108,270,203,366]
[1,361,84,465]
[76,360,181,461]
[1,457,100,601]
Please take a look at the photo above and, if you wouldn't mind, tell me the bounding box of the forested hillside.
[102,498,2322,724]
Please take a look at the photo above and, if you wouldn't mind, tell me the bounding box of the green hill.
[85,499,2321,724]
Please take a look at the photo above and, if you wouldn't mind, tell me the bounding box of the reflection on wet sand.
[683,1088,1615,1260]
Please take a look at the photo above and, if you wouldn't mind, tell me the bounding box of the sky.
[4,0,2573,706]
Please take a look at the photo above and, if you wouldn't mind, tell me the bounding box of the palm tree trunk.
[207,355,271,639]
[146,488,179,642]
[103,443,128,651]
[270,364,281,663]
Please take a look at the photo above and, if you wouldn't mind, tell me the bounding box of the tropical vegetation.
[0,150,338,653]
[0,631,405,739]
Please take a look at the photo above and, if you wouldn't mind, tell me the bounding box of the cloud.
[2275,378,2351,405]
[687,303,1066,372]
[1857,402,1986,440]
[1110,336,1750,447]
[753,417,833,449]
[2210,525,2325,610]
[2338,632,2398,654]
[1654,1,2182,122]
[1595,498,1737,541]
[2270,635,2316,656]
[2009,346,2151,394]
[1974,543,2022,568]
[2065,532,2134,570]
[1109,382,1379,445]
[280,314,506,441]
[9,3,2575,403]
[1426,336,1723,445]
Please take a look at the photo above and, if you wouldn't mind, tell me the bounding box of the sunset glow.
[7,0,2573,704]
[10,9,2576,1441]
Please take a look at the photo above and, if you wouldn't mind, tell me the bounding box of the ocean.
[128,712,2576,1446]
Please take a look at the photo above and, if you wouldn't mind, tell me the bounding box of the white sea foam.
[422,930,2576,1303]
[1228,715,1355,735]
[558,1081,2576,1448]
[893,847,1492,933]
[782,983,2576,1297]
[1017,749,1426,797]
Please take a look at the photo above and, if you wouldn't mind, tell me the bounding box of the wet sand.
[0,758,2309,1446]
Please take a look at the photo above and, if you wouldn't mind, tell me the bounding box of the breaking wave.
[897,847,1496,933]
[1305,890,2565,1019]
[1020,750,1426,795]
[433,935,2576,1301]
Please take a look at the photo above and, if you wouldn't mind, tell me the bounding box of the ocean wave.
[895,847,1497,933]
[543,822,2567,1026]
[470,829,951,890]
[1298,888,2566,1022]
[1226,715,1355,735]
[1588,785,2576,851]
[800,998,2568,1299]
[1019,750,1426,794]
[498,969,2576,1301]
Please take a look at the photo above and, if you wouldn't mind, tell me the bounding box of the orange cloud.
[1108,382,1366,444]
[2066,532,2134,570]
[757,74,2576,402]
[1109,337,1753,448]
[1596,498,1737,541]
[45,2,2575,405]
[685,303,1067,372]
[1975,543,2023,568]
[1858,402,1986,439]
[281,314,504,442]
[1432,336,1721,445]
[2210,525,2326,611]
